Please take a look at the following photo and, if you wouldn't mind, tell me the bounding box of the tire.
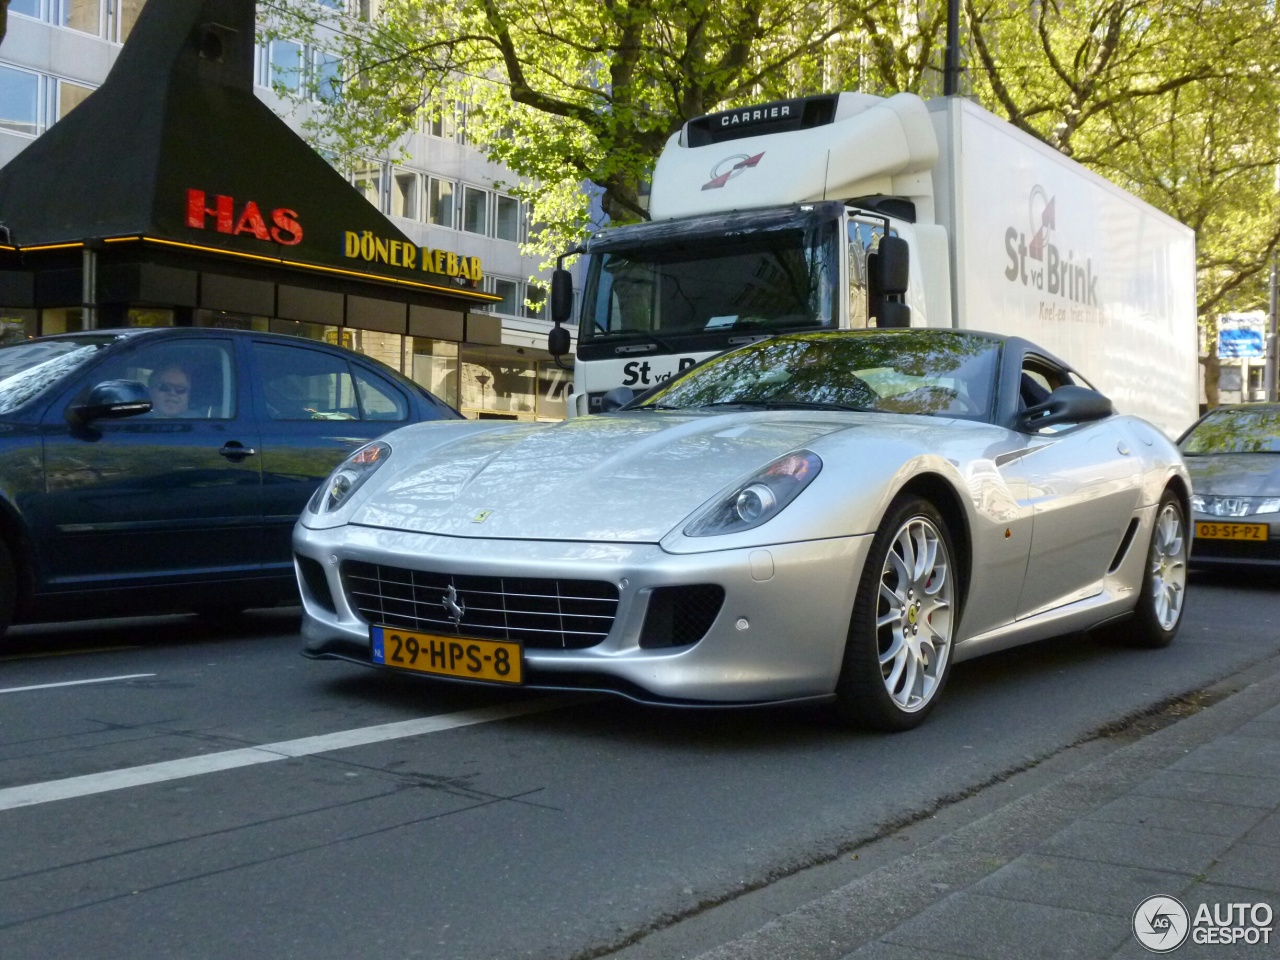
[0,539,14,641]
[1115,490,1188,648]
[835,495,959,732]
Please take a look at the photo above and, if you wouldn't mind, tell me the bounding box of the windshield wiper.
[699,399,869,412]
[586,330,679,353]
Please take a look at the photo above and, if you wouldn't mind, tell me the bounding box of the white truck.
[546,91,1198,436]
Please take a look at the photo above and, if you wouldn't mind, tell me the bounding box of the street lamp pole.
[943,0,962,96]
[1266,251,1278,402]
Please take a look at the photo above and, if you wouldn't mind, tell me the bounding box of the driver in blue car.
[149,363,198,418]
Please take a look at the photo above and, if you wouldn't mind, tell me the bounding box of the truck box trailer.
[551,92,1197,436]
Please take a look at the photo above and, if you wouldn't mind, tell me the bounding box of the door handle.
[219,442,257,460]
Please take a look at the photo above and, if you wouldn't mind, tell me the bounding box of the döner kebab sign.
[185,189,483,287]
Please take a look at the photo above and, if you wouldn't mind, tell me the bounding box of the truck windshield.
[580,220,838,345]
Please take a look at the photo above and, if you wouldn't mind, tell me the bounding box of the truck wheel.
[1116,490,1188,649]
[834,495,958,732]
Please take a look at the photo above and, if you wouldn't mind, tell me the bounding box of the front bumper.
[293,523,872,705]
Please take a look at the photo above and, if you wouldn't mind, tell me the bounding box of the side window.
[1019,358,1074,410]
[91,339,236,420]
[254,343,359,421]
[353,367,409,421]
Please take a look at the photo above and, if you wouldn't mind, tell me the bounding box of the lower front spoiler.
[302,635,837,710]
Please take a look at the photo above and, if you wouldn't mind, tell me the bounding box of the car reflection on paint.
[1179,403,1280,568]
[0,327,459,640]
[296,329,1192,732]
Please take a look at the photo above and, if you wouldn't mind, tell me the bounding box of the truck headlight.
[309,441,391,515]
[684,451,822,537]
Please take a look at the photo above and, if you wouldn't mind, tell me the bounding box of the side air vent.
[1109,518,1141,573]
[296,554,336,614]
[639,585,726,649]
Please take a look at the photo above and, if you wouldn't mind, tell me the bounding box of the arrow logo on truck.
[702,152,765,190]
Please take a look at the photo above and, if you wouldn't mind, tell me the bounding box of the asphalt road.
[0,570,1277,960]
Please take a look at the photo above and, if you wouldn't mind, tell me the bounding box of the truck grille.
[342,561,620,649]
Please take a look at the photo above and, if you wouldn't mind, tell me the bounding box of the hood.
[1185,454,1280,497]
[351,411,858,541]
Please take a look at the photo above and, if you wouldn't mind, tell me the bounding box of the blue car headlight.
[309,441,391,515]
[684,451,822,537]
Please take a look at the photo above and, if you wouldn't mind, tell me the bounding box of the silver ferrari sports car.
[296,330,1190,730]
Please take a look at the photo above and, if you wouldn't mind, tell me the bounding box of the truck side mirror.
[877,235,909,294]
[548,324,571,358]
[550,268,574,325]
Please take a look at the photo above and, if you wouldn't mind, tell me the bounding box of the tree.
[264,0,879,258]
[0,1,11,48]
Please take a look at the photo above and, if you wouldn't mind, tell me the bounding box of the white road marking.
[0,697,567,811]
[0,674,156,694]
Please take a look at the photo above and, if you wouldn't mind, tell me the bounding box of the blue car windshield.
[0,335,128,415]
[1181,407,1280,454]
[637,331,1002,421]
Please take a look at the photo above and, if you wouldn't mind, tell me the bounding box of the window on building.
[115,0,147,42]
[524,283,547,320]
[358,0,382,20]
[462,185,488,235]
[59,0,100,35]
[429,101,457,140]
[408,338,458,409]
[428,178,455,228]
[391,170,420,219]
[494,195,520,242]
[314,51,342,102]
[268,39,305,94]
[351,162,384,209]
[10,1,42,19]
[0,309,37,344]
[492,278,519,316]
[0,65,41,136]
[57,79,93,120]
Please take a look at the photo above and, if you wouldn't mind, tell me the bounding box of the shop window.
[428,178,455,228]
[461,348,535,418]
[536,362,569,420]
[57,79,94,120]
[269,318,342,344]
[345,328,402,371]
[352,162,384,209]
[58,0,100,35]
[269,39,305,94]
[197,311,270,332]
[494,195,520,242]
[491,278,518,316]
[40,307,85,335]
[392,170,420,219]
[126,309,174,328]
[462,185,488,235]
[0,309,37,344]
[253,342,360,421]
[0,65,41,136]
[408,338,459,409]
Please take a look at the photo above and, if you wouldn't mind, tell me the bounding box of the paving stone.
[1084,794,1267,839]
[1241,810,1280,849]
[1231,720,1280,741]
[1171,736,1280,778]
[881,892,1129,960]
[1132,769,1280,809]
[969,853,1191,918]
[1035,820,1239,875]
[1203,844,1280,895]
[842,941,974,960]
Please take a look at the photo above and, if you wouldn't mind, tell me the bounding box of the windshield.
[1181,407,1280,454]
[0,335,127,415]
[636,330,1001,420]
[580,220,839,344]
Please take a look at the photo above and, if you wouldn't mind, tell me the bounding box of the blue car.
[0,327,459,636]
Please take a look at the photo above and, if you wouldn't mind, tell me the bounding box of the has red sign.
[185,189,303,246]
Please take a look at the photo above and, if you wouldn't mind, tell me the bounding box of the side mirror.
[1019,384,1112,431]
[599,386,635,412]
[876,235,909,295]
[550,268,574,325]
[548,324,571,359]
[65,379,152,426]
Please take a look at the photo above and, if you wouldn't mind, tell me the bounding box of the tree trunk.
[0,1,10,48]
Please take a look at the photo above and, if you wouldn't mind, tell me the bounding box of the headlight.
[1258,498,1280,515]
[308,441,391,515]
[684,451,822,537]
[1190,495,1206,513]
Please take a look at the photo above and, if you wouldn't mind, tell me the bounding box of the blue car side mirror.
[65,379,152,425]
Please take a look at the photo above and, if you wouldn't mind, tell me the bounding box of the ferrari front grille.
[342,561,620,649]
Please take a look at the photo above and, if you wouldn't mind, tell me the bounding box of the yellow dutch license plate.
[372,626,522,684]
[1195,521,1269,541]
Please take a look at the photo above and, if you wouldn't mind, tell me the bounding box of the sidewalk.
[691,656,1280,960]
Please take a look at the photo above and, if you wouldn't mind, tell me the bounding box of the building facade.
[0,0,573,420]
